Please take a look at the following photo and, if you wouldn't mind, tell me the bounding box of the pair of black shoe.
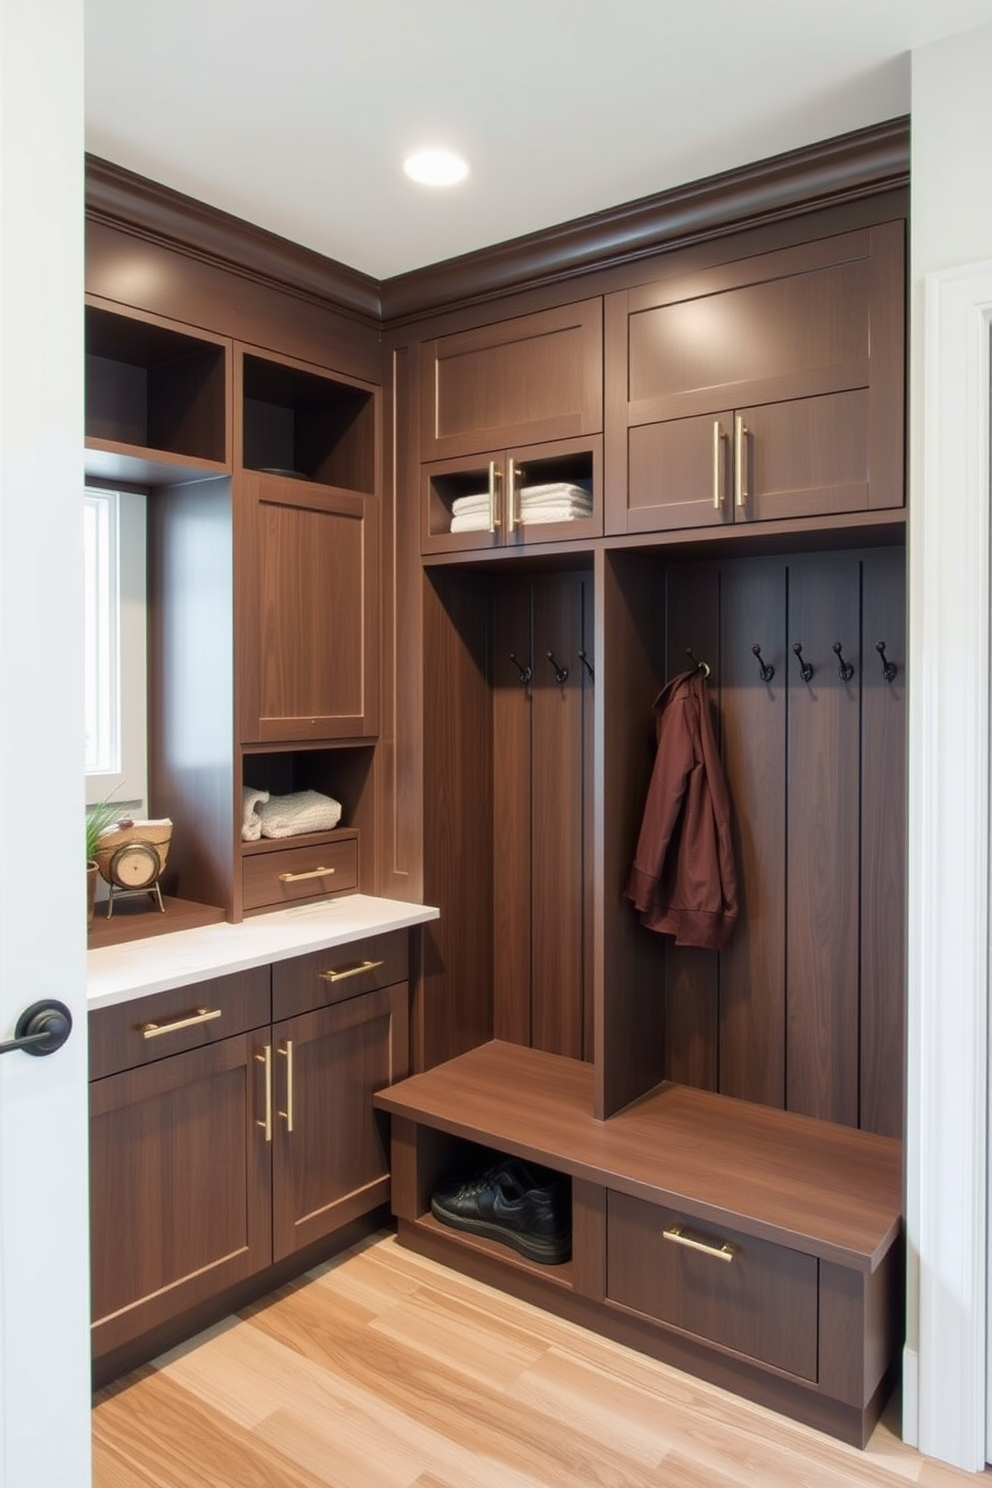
[431,1156,571,1265]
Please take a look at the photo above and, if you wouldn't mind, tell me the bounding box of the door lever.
[0,1000,73,1057]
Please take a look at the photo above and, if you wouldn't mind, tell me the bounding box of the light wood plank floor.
[93,1232,986,1488]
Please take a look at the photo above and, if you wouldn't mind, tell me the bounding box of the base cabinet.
[89,933,410,1376]
[89,1027,272,1361]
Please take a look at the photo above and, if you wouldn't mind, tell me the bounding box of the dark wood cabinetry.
[89,969,272,1361]
[85,287,383,922]
[238,472,379,743]
[85,297,230,486]
[604,223,905,533]
[90,931,411,1378]
[421,301,602,461]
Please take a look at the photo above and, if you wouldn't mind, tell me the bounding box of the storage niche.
[601,542,905,1137]
[240,349,377,491]
[240,745,376,913]
[418,562,594,1071]
[85,299,229,483]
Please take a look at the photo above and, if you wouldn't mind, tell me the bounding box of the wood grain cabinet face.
[604,223,905,534]
[239,472,380,743]
[605,1191,818,1381]
[89,1030,273,1359]
[271,982,409,1261]
[421,300,603,462]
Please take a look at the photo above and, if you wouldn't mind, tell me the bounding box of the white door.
[0,3,92,1485]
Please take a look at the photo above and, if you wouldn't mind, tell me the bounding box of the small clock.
[94,817,172,918]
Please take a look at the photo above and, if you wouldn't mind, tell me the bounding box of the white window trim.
[84,486,147,812]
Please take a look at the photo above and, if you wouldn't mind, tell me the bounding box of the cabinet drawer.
[606,1191,818,1381]
[272,930,409,1021]
[88,965,271,1080]
[242,833,358,912]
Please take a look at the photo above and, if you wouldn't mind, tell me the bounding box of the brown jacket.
[626,668,738,951]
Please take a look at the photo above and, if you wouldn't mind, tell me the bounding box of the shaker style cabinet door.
[421,300,603,462]
[604,222,905,534]
[89,1031,273,1360]
[271,982,409,1262]
[238,472,380,743]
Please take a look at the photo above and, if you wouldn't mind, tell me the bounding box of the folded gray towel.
[242,786,270,842]
[257,789,342,839]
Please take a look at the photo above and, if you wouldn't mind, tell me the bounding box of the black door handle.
[0,1000,73,1057]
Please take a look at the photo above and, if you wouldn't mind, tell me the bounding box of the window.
[83,487,147,809]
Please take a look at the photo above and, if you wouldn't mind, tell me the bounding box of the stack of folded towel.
[517,482,593,525]
[242,787,342,841]
[449,492,492,534]
[448,482,593,533]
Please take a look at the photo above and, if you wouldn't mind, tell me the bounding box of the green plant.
[86,793,122,864]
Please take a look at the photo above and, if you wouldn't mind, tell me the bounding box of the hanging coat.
[626,667,738,951]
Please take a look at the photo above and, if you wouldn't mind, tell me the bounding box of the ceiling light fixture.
[403,149,469,187]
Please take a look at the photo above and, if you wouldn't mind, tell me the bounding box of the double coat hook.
[509,652,532,685]
[546,650,569,685]
[751,644,774,683]
[792,643,814,683]
[833,642,855,683]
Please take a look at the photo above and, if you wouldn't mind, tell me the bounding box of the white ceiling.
[84,1,990,282]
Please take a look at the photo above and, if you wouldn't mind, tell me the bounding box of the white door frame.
[0,3,91,1484]
[905,259,992,1473]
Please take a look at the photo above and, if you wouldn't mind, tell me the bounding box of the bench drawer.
[606,1191,818,1380]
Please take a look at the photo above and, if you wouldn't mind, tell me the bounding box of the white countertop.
[87,894,440,1009]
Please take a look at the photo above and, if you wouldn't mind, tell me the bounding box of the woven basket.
[93,818,173,885]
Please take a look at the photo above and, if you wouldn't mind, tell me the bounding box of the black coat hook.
[832,642,855,683]
[685,647,711,678]
[876,640,898,683]
[578,649,595,682]
[751,643,775,683]
[509,652,532,685]
[546,650,569,685]
[792,643,814,683]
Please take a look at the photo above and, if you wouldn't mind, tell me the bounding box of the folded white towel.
[258,789,342,839]
[450,512,493,533]
[519,502,593,525]
[451,492,492,517]
[242,786,270,842]
[519,482,592,506]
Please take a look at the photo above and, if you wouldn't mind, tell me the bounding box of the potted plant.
[86,792,122,926]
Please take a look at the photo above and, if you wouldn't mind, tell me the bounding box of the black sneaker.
[430,1157,571,1264]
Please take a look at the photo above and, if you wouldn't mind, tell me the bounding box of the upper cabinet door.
[421,300,603,461]
[604,223,905,534]
[239,473,380,743]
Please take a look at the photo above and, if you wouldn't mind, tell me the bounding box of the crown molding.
[86,117,909,333]
[380,116,910,326]
[85,154,382,324]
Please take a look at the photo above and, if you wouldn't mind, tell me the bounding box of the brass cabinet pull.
[278,1040,294,1133]
[277,866,336,883]
[488,460,502,533]
[712,420,726,509]
[663,1223,735,1263]
[319,958,384,984]
[734,413,749,509]
[506,457,519,535]
[256,1044,272,1142]
[140,1007,222,1040]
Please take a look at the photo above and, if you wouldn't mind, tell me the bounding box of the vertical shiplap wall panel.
[719,562,788,1107]
[786,556,862,1126]
[860,550,906,1137]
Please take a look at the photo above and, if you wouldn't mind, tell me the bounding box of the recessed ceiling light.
[403,149,469,187]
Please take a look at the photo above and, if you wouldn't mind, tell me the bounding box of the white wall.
[906,19,992,1473]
